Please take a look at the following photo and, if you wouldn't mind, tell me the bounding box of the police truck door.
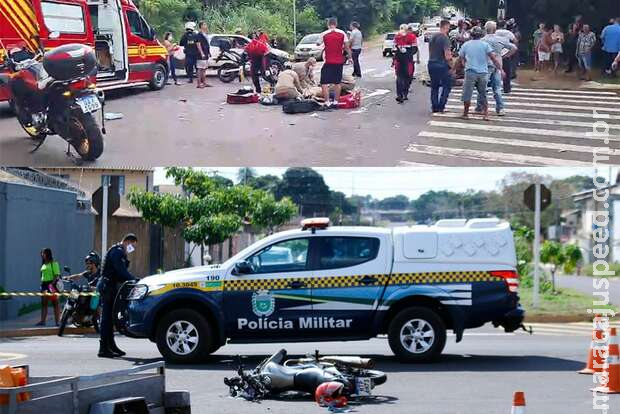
[310,234,390,338]
[223,237,316,340]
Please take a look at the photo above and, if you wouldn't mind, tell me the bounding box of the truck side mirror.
[233,260,253,275]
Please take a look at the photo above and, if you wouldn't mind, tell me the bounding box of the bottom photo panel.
[0,166,618,414]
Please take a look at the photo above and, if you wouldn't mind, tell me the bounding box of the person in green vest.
[37,248,61,326]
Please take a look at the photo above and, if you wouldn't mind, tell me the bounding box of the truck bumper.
[124,298,155,338]
[493,305,525,332]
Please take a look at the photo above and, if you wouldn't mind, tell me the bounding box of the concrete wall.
[0,181,95,321]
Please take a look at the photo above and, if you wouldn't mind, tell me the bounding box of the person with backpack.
[245,32,270,93]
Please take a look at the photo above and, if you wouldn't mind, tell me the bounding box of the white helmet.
[184,21,196,31]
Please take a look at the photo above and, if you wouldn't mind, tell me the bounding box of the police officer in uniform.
[97,234,138,358]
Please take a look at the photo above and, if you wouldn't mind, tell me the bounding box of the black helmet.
[85,251,101,266]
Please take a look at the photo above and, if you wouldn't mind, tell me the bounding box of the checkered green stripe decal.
[223,271,498,292]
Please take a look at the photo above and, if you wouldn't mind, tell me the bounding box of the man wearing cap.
[97,234,139,358]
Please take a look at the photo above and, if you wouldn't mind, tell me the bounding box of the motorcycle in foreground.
[57,267,101,336]
[224,349,387,401]
[0,39,105,161]
[215,40,286,85]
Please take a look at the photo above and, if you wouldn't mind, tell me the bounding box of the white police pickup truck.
[122,218,524,363]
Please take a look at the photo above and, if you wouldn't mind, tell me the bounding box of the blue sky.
[154,167,612,199]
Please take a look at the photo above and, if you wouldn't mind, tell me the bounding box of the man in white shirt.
[349,21,363,78]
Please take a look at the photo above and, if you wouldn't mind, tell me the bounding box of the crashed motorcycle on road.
[224,349,387,402]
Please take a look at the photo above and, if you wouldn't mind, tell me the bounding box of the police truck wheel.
[156,309,213,363]
[149,63,167,90]
[387,307,446,363]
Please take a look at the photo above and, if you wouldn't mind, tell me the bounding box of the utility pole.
[101,175,110,254]
[292,0,297,49]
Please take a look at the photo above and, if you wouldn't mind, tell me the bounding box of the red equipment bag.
[338,90,361,109]
[227,92,259,104]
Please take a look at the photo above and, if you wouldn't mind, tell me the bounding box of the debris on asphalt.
[178,98,187,102]
[104,112,124,121]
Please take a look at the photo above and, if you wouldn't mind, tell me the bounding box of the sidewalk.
[0,309,95,338]
[515,67,620,90]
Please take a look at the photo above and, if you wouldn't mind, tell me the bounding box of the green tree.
[276,167,333,216]
[540,241,583,292]
[128,168,297,266]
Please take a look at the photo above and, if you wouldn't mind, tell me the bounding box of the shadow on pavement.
[121,352,582,373]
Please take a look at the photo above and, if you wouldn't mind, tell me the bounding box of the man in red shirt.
[319,17,351,108]
[245,33,270,93]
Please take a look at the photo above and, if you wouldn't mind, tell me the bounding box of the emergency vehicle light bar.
[301,217,330,231]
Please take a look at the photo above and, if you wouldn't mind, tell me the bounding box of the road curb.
[0,326,95,338]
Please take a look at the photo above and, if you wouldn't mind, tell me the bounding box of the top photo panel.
[0,1,620,167]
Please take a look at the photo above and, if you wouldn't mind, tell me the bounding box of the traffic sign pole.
[533,179,541,308]
[102,176,109,254]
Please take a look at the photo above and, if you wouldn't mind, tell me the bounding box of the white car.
[382,33,396,57]
[294,33,324,61]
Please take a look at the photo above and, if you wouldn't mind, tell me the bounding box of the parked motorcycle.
[224,349,387,401]
[215,40,286,85]
[57,267,101,337]
[0,40,105,161]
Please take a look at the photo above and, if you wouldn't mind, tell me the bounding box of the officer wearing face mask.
[97,233,138,358]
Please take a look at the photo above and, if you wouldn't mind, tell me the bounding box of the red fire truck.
[0,0,169,103]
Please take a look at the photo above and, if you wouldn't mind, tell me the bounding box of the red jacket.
[245,39,269,57]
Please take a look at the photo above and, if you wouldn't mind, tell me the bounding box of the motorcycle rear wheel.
[364,369,387,387]
[218,63,240,83]
[68,112,104,161]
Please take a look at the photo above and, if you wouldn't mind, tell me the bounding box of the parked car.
[173,33,290,70]
[382,33,396,57]
[120,217,524,364]
[294,34,324,61]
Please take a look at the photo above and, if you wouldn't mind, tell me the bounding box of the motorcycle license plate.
[76,95,101,113]
[355,377,372,396]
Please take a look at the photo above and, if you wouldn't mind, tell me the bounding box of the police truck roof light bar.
[301,218,330,233]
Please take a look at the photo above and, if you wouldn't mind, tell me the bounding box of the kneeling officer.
[97,234,138,358]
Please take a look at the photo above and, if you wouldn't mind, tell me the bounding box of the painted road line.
[443,105,620,120]
[427,121,620,143]
[450,87,619,96]
[0,352,27,362]
[397,161,442,166]
[418,131,619,155]
[449,94,620,106]
[447,98,620,112]
[405,144,593,166]
[434,112,620,130]
[504,92,620,101]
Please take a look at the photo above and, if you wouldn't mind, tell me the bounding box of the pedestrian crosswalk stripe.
[450,94,620,106]
[405,144,593,166]
[427,121,620,142]
[512,87,618,95]
[443,105,620,120]
[419,130,618,154]
[447,98,620,112]
[434,112,620,130]
[502,92,620,101]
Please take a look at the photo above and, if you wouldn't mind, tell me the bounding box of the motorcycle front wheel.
[58,307,71,337]
[66,112,104,161]
[92,308,101,333]
[364,369,387,387]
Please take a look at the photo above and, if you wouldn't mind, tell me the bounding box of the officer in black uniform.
[97,234,138,358]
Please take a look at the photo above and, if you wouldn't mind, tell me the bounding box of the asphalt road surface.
[1,322,617,414]
[1,41,619,167]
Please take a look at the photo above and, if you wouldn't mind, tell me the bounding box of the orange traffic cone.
[592,327,620,394]
[510,391,526,414]
[579,316,609,375]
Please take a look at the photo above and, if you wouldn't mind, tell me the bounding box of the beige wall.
[38,168,154,213]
